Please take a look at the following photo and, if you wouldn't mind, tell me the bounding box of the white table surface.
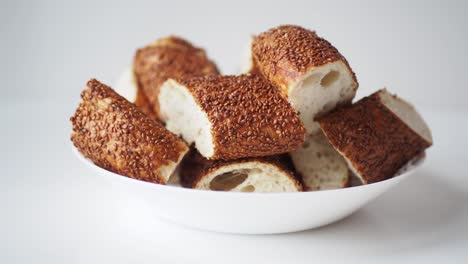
[1,101,467,263]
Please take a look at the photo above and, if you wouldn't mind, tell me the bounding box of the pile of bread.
[71,25,433,193]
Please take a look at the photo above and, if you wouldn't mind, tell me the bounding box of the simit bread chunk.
[181,150,303,192]
[159,74,306,160]
[70,79,189,184]
[248,25,358,134]
[290,133,349,191]
[318,89,432,184]
[133,36,219,118]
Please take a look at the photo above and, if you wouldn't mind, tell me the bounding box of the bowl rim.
[71,143,425,197]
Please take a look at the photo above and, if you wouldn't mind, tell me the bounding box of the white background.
[2,0,468,263]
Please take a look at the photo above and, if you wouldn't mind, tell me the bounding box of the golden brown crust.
[150,36,196,48]
[176,74,306,160]
[251,25,357,95]
[133,36,219,118]
[70,79,188,184]
[318,90,432,184]
[180,149,304,191]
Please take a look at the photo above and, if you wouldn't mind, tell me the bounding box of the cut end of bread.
[378,89,433,144]
[290,133,349,191]
[159,79,215,158]
[197,162,302,192]
[289,60,357,134]
[157,148,189,183]
[180,150,303,192]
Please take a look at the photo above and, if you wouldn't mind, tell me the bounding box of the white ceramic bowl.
[73,142,424,235]
[70,69,425,234]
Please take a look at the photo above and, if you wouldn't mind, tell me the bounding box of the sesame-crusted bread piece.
[248,25,358,134]
[70,79,189,184]
[181,149,303,192]
[290,133,349,191]
[133,36,219,118]
[318,89,432,184]
[159,74,306,160]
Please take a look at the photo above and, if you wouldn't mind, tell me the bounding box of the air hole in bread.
[209,170,248,191]
[301,73,320,91]
[241,185,255,192]
[320,70,340,88]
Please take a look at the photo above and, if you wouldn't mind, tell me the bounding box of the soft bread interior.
[157,147,189,183]
[289,61,356,134]
[379,90,433,144]
[349,173,363,187]
[159,79,215,158]
[290,133,349,190]
[195,162,300,193]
